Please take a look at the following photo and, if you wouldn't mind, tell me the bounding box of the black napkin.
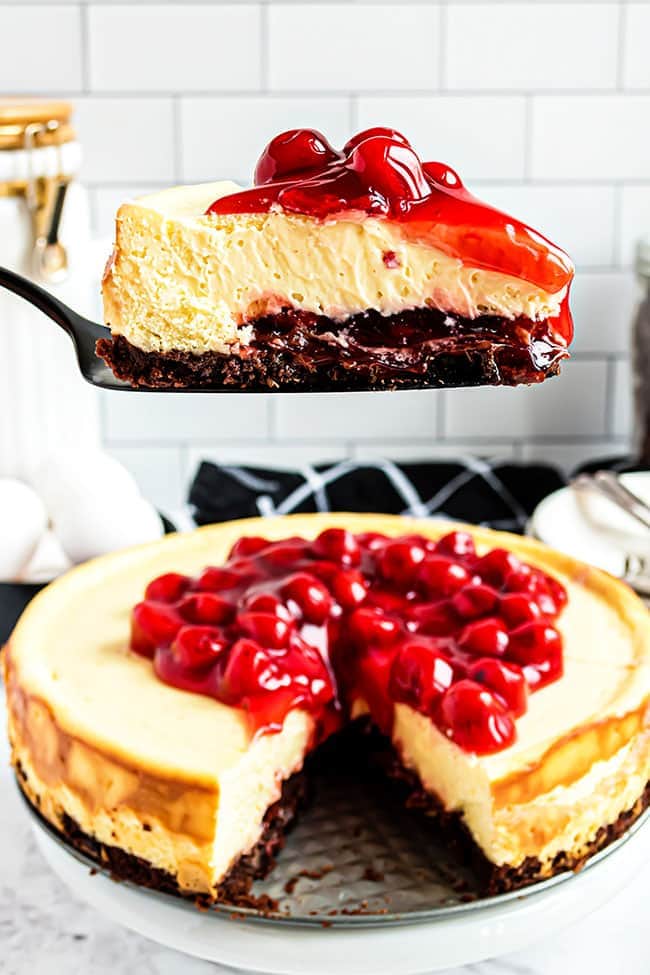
[189,458,566,536]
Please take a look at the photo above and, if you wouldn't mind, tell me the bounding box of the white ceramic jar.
[0,99,100,480]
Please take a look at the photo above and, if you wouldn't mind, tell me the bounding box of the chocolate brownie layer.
[377,741,650,896]
[97,306,566,391]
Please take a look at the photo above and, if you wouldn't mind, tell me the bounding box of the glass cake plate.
[19,767,650,929]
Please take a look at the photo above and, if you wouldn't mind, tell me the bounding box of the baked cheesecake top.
[131,526,568,756]
[207,127,574,343]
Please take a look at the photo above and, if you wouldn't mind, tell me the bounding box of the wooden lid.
[0,98,75,150]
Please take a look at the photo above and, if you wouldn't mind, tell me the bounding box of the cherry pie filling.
[131,529,567,756]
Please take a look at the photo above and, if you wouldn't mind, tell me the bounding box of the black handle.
[0,265,104,343]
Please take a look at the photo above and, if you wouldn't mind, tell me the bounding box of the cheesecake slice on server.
[99,128,574,391]
[5,514,649,902]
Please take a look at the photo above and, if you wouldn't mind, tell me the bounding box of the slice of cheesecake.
[98,128,574,391]
[5,514,648,903]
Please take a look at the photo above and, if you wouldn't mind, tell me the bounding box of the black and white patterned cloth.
[189,458,567,535]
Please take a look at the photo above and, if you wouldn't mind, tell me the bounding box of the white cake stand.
[31,806,650,975]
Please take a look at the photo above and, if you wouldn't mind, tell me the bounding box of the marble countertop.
[2,703,648,975]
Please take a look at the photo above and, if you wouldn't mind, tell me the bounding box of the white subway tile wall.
[3,0,644,512]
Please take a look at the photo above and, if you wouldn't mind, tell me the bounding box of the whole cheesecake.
[5,514,649,904]
[98,128,574,391]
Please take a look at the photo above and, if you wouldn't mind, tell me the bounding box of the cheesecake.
[5,514,649,905]
[98,128,574,391]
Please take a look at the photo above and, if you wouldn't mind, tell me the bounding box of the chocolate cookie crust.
[97,306,566,391]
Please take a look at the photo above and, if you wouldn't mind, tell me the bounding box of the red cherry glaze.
[418,556,470,597]
[206,128,574,312]
[451,581,499,621]
[459,617,510,657]
[439,680,516,755]
[312,527,361,566]
[467,657,528,718]
[130,530,567,752]
[145,573,190,604]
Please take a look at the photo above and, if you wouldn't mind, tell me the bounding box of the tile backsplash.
[2,1,646,513]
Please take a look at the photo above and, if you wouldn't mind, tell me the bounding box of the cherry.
[356,531,388,551]
[261,540,309,570]
[178,592,235,626]
[439,680,516,755]
[423,161,462,189]
[408,600,457,637]
[343,128,411,154]
[281,572,333,624]
[378,538,427,587]
[367,588,410,616]
[197,566,245,592]
[145,573,190,603]
[503,564,538,595]
[254,129,339,186]
[172,625,228,670]
[389,641,454,712]
[434,530,476,560]
[331,568,368,609]
[499,592,542,628]
[467,657,527,717]
[507,621,563,666]
[237,611,292,649]
[451,581,499,620]
[312,527,361,566]
[242,591,293,622]
[348,136,430,204]
[131,601,182,656]
[228,536,270,560]
[219,638,277,700]
[418,556,470,598]
[459,617,509,657]
[348,607,401,646]
[547,576,568,610]
[474,549,521,588]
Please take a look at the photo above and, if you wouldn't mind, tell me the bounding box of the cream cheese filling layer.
[6,514,649,880]
[102,182,568,356]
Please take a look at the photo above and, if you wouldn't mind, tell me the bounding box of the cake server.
[0,265,132,391]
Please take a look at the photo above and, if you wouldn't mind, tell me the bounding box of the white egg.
[53,495,164,564]
[31,448,141,520]
[19,530,71,583]
[0,479,48,581]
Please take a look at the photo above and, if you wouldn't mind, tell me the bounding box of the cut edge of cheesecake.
[5,513,649,903]
[98,183,571,391]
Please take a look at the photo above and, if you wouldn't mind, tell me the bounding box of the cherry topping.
[131,528,567,753]
[434,530,476,560]
[378,538,427,587]
[348,136,430,204]
[178,592,235,626]
[131,601,182,656]
[467,658,528,718]
[451,581,499,621]
[145,573,190,604]
[418,556,470,597]
[172,625,228,670]
[312,527,361,566]
[389,641,454,713]
[343,127,411,154]
[281,572,333,624]
[459,617,509,657]
[439,680,516,755]
[474,549,521,588]
[254,129,339,186]
[331,568,368,609]
[237,611,292,649]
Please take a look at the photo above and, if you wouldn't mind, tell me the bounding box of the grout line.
[172,95,182,183]
[616,1,627,91]
[79,2,90,93]
[259,1,269,92]
[438,0,447,91]
[31,88,650,100]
